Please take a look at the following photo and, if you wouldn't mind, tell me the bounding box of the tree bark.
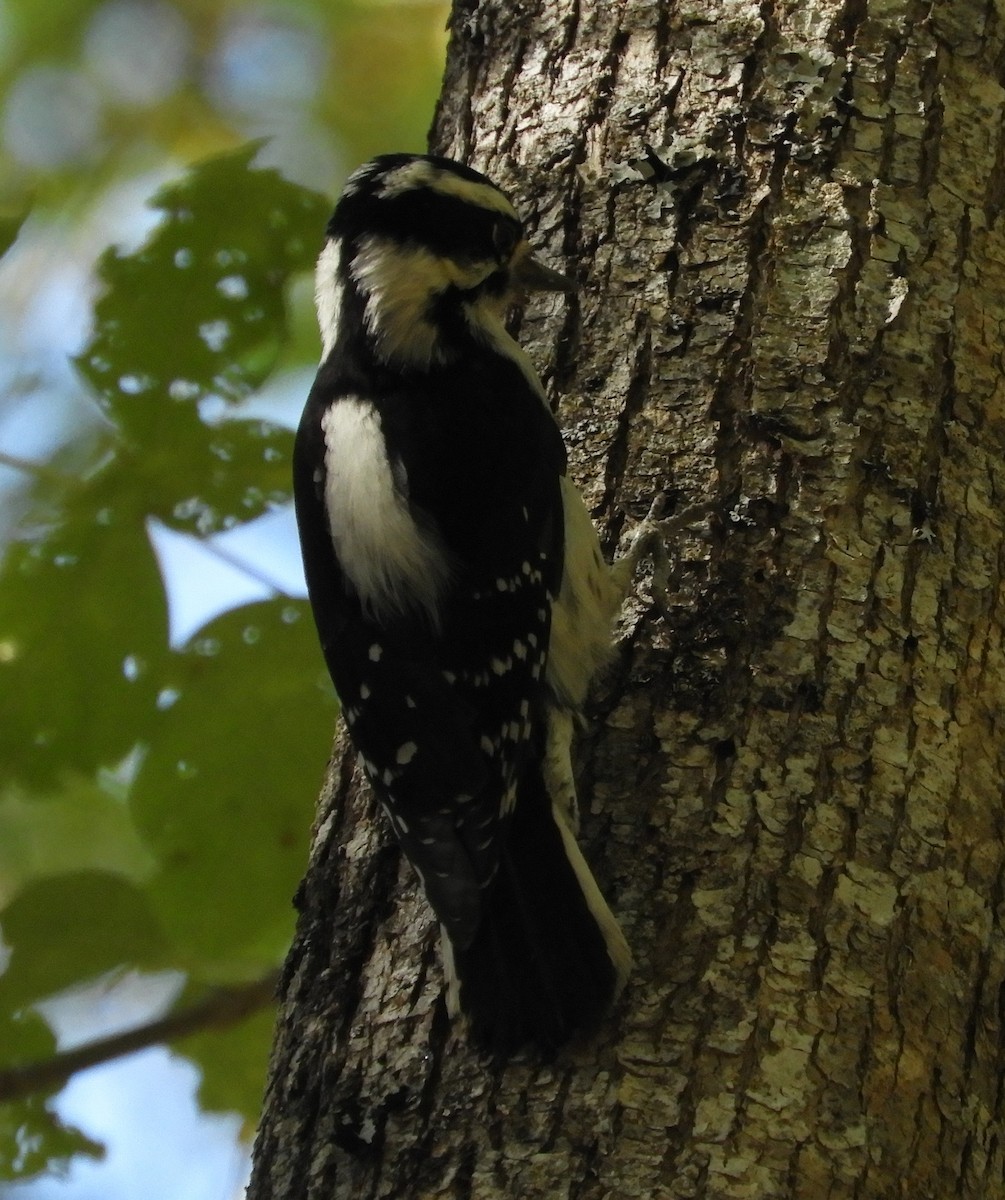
[249,0,1005,1195]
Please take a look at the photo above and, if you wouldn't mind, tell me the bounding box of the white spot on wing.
[396,741,418,765]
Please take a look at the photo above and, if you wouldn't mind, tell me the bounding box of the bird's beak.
[512,244,578,294]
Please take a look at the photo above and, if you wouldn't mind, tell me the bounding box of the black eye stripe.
[332,187,523,270]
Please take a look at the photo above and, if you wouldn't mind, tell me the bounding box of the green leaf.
[0,776,156,907]
[0,465,169,790]
[178,1001,277,1127]
[132,598,334,972]
[0,207,29,260]
[128,412,296,537]
[0,873,168,1010]
[74,146,328,536]
[0,1012,102,1182]
[77,146,326,424]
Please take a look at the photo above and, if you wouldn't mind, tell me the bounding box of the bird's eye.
[492,219,519,262]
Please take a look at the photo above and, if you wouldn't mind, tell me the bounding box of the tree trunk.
[249,0,1005,1195]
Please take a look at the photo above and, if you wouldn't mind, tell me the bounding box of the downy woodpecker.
[294,153,632,1050]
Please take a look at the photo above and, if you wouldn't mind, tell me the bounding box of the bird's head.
[315,154,575,370]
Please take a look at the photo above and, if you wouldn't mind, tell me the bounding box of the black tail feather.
[448,764,630,1052]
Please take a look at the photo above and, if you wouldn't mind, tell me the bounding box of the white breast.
[321,396,451,626]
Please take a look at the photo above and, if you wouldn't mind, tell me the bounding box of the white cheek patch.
[322,396,451,626]
[315,238,344,360]
[350,236,444,368]
[351,235,500,369]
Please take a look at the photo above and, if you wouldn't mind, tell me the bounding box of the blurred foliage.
[0,1010,104,1177]
[0,209,29,258]
[0,0,448,1186]
[178,999,281,1128]
[0,147,336,1181]
[0,0,448,204]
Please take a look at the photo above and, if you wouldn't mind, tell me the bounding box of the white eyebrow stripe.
[377,160,518,218]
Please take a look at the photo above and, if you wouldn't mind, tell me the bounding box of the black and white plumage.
[293,153,632,1050]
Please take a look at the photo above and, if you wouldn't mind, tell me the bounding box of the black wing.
[293,348,566,947]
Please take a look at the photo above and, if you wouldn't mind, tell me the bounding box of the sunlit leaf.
[79,143,326,417]
[138,414,295,537]
[73,146,327,534]
[0,776,156,909]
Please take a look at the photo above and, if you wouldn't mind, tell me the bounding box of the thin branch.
[0,969,280,1102]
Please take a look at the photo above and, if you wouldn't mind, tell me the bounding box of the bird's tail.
[443,761,631,1052]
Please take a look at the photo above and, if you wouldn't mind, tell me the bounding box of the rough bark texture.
[249,0,1005,1196]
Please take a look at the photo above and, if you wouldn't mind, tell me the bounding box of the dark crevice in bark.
[598,320,652,542]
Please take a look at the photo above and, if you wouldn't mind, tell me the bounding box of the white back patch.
[315,238,344,360]
[321,397,450,626]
